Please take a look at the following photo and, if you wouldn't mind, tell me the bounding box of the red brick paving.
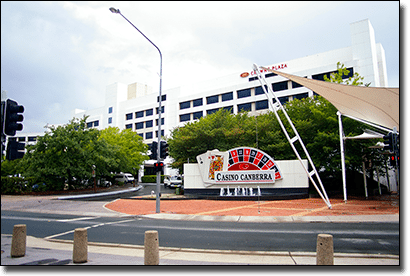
[105,196,399,217]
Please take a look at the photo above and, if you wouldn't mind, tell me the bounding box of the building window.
[255,85,267,95]
[126,113,133,120]
[180,101,191,110]
[138,133,143,138]
[145,132,153,139]
[156,106,165,114]
[108,107,113,114]
[293,93,309,100]
[87,122,93,128]
[18,137,26,142]
[237,88,251,99]
[125,124,132,129]
[206,95,219,105]
[146,120,153,128]
[312,68,354,81]
[28,136,37,142]
[193,111,203,120]
[156,118,164,126]
[180,113,191,122]
[238,103,252,112]
[255,100,268,110]
[94,120,99,127]
[146,109,153,116]
[207,108,219,115]
[157,94,167,102]
[156,130,165,138]
[292,81,303,88]
[221,92,233,102]
[279,96,289,105]
[193,98,203,107]
[136,111,144,118]
[272,81,288,92]
[222,106,233,113]
[136,122,144,129]
[108,117,112,124]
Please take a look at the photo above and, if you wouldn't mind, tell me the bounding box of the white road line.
[56,217,98,222]
[44,219,136,240]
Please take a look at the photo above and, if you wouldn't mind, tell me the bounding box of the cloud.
[1,1,399,133]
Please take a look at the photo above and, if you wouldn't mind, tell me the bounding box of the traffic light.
[6,140,25,160]
[149,141,157,160]
[383,132,393,151]
[389,156,396,167]
[160,140,169,159]
[4,99,24,136]
[154,162,164,173]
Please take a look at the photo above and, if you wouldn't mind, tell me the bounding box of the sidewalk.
[105,194,400,223]
[1,234,400,266]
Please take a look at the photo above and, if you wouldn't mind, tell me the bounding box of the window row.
[178,93,309,123]
[126,107,165,121]
[136,130,164,140]
[125,118,164,131]
[179,82,306,111]
[86,120,100,128]
[8,136,37,142]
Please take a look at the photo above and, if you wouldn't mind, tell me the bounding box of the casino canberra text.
[215,171,275,184]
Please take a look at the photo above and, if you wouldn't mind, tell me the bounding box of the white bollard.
[73,228,88,263]
[11,224,26,258]
[316,234,334,265]
[144,230,159,265]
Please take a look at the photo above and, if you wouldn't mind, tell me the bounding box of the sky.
[1,1,401,133]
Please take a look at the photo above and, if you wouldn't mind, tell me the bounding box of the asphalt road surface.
[1,210,399,255]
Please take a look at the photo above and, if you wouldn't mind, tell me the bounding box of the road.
[1,210,399,255]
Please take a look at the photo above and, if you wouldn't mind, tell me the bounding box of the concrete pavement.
[1,234,400,266]
[1,190,400,266]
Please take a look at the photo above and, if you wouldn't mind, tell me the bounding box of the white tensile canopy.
[260,66,399,201]
[261,67,399,132]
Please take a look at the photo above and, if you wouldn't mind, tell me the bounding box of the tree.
[21,117,120,190]
[323,62,371,87]
[99,127,149,176]
[18,118,149,191]
[168,109,288,172]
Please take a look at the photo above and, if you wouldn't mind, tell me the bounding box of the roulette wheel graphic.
[227,147,282,180]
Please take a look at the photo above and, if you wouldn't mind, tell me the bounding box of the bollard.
[73,228,88,263]
[144,230,159,265]
[316,234,334,265]
[11,224,26,258]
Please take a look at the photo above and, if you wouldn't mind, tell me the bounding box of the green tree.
[21,117,119,190]
[323,62,371,87]
[168,109,288,172]
[99,126,149,176]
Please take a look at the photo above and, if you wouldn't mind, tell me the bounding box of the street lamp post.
[110,7,162,213]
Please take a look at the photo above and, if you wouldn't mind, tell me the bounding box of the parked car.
[32,183,47,191]
[164,175,183,188]
[114,173,134,184]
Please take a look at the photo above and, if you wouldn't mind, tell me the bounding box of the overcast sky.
[1,1,401,133]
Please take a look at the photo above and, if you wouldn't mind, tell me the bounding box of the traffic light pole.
[109,7,163,213]
[393,127,399,193]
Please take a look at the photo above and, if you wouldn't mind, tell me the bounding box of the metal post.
[110,8,163,213]
[362,161,368,198]
[337,111,347,202]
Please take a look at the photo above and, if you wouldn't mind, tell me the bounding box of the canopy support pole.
[253,64,332,209]
[337,111,347,203]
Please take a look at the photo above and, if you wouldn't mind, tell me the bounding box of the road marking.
[56,217,98,222]
[44,219,136,240]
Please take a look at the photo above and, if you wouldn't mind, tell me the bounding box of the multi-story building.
[10,19,389,178]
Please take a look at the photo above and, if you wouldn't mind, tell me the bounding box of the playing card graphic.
[208,155,224,180]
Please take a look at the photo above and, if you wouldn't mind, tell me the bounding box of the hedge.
[1,177,35,195]
[141,175,165,183]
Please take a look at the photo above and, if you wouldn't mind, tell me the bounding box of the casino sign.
[196,147,282,186]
